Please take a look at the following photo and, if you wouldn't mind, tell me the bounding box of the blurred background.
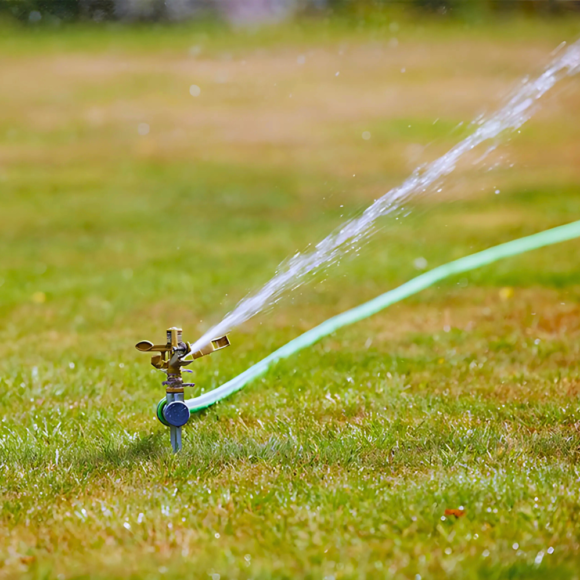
[2,0,580,23]
[1,0,580,357]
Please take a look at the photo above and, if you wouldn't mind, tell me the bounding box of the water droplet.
[414,257,428,270]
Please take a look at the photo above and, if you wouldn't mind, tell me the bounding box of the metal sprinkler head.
[136,327,230,453]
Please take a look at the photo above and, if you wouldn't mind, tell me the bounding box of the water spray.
[135,327,230,452]
[187,39,580,356]
[133,40,580,452]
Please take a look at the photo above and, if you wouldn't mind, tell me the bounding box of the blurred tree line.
[1,0,579,23]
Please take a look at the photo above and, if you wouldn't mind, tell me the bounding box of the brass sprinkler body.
[136,327,230,452]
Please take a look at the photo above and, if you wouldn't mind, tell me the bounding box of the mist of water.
[188,40,580,355]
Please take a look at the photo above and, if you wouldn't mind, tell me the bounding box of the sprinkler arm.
[135,333,230,371]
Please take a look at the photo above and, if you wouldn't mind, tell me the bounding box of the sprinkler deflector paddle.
[135,327,230,452]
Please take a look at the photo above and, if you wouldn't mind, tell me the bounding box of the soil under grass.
[1,15,580,580]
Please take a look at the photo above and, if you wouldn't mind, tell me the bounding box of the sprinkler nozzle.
[135,327,230,453]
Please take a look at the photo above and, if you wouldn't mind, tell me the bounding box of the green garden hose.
[161,219,580,419]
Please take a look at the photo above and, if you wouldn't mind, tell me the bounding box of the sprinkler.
[135,327,230,453]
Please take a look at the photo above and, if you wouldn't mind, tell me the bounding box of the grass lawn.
[1,14,580,579]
